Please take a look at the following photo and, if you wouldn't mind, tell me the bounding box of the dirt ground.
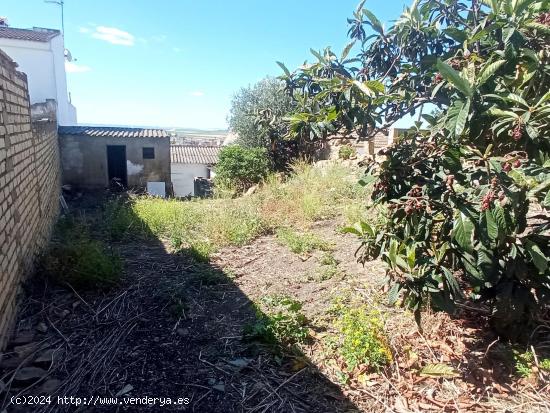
[0,206,549,412]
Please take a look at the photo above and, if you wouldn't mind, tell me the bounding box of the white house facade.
[0,24,77,125]
[171,145,220,197]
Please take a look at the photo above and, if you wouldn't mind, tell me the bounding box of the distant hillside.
[167,128,229,146]
[167,128,229,137]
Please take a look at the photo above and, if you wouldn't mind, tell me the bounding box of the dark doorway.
[107,145,127,187]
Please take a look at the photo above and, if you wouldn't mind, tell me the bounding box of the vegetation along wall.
[0,49,61,349]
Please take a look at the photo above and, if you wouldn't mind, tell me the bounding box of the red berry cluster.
[374,180,389,194]
[502,159,521,172]
[481,190,496,211]
[536,12,550,25]
[404,198,423,215]
[434,73,443,84]
[481,177,503,211]
[404,186,423,215]
[512,124,523,141]
[408,186,423,197]
[445,174,455,190]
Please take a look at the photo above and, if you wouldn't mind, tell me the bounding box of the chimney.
[0,17,9,27]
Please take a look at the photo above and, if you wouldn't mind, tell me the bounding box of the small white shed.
[170,145,220,197]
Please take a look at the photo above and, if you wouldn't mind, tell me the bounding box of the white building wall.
[0,35,77,125]
[172,163,209,197]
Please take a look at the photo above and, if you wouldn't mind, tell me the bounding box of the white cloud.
[78,27,90,34]
[190,91,205,97]
[65,61,91,73]
[91,26,135,46]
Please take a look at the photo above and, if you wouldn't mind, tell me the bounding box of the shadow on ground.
[0,193,359,413]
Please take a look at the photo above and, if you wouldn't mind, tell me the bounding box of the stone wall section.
[0,49,60,349]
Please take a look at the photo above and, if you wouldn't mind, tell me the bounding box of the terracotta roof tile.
[58,126,169,139]
[0,27,60,42]
[171,145,220,164]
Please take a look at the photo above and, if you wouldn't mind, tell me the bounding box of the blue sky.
[3,0,409,129]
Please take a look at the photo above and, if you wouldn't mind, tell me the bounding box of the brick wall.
[0,49,60,349]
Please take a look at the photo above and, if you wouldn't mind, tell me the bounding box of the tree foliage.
[281,0,550,337]
[214,145,271,191]
[228,77,294,149]
[227,77,307,169]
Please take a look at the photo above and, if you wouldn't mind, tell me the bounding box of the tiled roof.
[0,27,60,42]
[171,145,221,164]
[58,126,169,139]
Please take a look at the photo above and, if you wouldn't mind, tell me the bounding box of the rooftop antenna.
[44,0,65,34]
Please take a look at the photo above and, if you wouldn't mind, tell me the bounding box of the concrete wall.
[0,50,60,349]
[172,163,209,197]
[0,33,77,125]
[59,135,171,190]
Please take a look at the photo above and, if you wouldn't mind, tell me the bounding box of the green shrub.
[276,227,331,255]
[338,145,356,160]
[42,219,121,289]
[330,303,392,372]
[214,145,270,191]
[283,0,550,337]
[244,295,309,347]
[353,0,550,336]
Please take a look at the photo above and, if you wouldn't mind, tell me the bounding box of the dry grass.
[256,162,369,228]
[106,161,371,259]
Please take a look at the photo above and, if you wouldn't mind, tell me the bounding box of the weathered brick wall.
[0,49,60,349]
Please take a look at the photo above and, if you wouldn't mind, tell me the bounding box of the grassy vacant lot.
[105,162,372,259]
[7,161,549,412]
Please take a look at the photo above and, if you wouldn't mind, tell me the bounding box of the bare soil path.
[0,216,360,413]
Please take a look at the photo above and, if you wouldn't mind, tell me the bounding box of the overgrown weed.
[317,264,340,281]
[276,227,332,255]
[514,349,550,378]
[155,284,189,318]
[244,295,309,348]
[41,217,121,290]
[327,300,392,372]
[104,162,368,259]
